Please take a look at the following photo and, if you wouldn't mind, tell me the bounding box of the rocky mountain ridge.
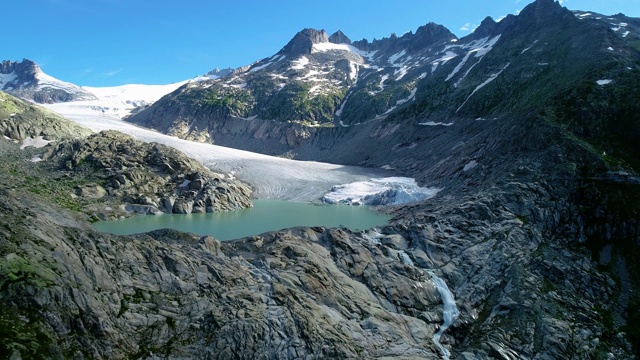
[0,59,97,103]
[124,0,640,169]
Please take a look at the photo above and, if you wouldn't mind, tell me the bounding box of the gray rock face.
[0,92,93,141]
[43,130,253,219]
[75,184,106,199]
[0,189,448,359]
[279,28,330,57]
[329,30,351,44]
[0,142,635,358]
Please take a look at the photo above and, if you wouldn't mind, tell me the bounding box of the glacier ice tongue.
[322,177,439,205]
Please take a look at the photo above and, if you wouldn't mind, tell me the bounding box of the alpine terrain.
[2,0,640,358]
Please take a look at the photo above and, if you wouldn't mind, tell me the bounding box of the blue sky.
[3,0,637,87]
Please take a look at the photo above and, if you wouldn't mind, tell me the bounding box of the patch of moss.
[0,253,57,289]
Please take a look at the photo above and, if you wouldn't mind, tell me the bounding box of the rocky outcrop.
[0,91,93,141]
[1,59,39,85]
[43,130,253,219]
[278,28,330,57]
[329,30,352,45]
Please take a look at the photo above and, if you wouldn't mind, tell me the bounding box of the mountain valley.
[2,0,640,358]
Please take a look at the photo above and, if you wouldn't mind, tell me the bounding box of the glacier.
[322,177,439,205]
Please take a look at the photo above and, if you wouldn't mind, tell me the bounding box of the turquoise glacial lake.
[93,199,391,241]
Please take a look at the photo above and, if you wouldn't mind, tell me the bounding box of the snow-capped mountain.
[125,0,640,167]
[1,59,97,103]
[1,59,194,119]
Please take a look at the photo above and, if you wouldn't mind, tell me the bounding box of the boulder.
[75,184,106,199]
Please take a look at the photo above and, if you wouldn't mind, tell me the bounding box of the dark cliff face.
[329,30,351,44]
[1,59,40,87]
[278,28,330,57]
[350,22,455,52]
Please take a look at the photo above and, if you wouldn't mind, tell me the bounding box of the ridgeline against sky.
[3,0,638,86]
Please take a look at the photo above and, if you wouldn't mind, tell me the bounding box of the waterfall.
[399,250,414,266]
[397,250,460,359]
[426,270,460,360]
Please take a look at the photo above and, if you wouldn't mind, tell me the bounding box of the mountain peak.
[470,16,499,38]
[1,58,39,77]
[518,0,569,22]
[329,30,351,45]
[409,22,456,50]
[1,58,96,103]
[279,28,329,57]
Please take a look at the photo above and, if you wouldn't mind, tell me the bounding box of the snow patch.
[394,66,409,81]
[395,87,417,106]
[30,155,43,163]
[521,40,539,54]
[369,74,389,95]
[249,61,273,73]
[597,79,612,85]
[418,121,454,127]
[607,47,614,51]
[322,177,439,206]
[388,50,407,65]
[335,94,350,117]
[230,82,247,89]
[20,136,52,149]
[0,73,17,87]
[432,51,458,72]
[457,62,510,113]
[463,160,478,171]
[291,56,309,70]
[445,35,501,85]
[311,42,375,60]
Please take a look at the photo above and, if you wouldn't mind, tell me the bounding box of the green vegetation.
[340,76,414,125]
[543,71,640,172]
[0,254,57,289]
[0,307,58,359]
[263,82,345,124]
[201,87,254,118]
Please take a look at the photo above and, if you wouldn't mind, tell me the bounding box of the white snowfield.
[43,103,405,202]
[66,81,189,118]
